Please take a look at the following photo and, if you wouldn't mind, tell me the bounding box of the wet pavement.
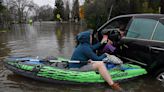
[0,22,164,92]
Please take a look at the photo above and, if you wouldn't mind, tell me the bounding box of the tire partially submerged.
[4,57,147,84]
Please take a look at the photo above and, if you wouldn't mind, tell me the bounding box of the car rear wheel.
[156,69,164,82]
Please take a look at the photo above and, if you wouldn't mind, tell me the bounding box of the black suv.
[97,14,164,82]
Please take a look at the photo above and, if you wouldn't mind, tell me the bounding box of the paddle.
[48,60,123,70]
[49,60,82,63]
[48,60,109,64]
[43,55,123,64]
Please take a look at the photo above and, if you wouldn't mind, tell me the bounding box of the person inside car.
[100,24,126,54]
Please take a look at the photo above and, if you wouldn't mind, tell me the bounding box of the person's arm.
[91,35,109,50]
[91,42,101,50]
[83,47,106,61]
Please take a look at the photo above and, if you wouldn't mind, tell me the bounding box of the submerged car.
[97,14,164,82]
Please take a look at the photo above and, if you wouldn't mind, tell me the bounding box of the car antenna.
[107,4,113,20]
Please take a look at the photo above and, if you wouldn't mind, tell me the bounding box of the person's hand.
[118,30,125,37]
[105,53,110,58]
[88,59,93,63]
[101,35,108,44]
[107,39,113,44]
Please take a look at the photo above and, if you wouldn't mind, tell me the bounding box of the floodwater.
[0,22,164,92]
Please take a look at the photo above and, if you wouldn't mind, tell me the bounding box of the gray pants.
[69,64,94,72]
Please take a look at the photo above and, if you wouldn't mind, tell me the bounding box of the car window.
[105,17,131,29]
[97,17,132,41]
[104,19,121,29]
[126,18,157,39]
[153,19,164,41]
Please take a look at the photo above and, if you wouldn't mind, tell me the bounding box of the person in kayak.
[70,30,123,91]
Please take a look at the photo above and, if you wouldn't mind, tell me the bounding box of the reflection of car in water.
[97,14,164,82]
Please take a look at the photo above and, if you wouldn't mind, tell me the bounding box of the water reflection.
[0,42,11,59]
[6,73,108,92]
[0,22,164,92]
[3,22,84,58]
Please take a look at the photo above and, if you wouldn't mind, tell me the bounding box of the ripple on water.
[1,23,164,92]
[0,69,21,89]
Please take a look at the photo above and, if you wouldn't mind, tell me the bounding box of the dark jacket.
[70,30,107,68]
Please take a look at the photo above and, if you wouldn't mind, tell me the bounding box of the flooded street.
[0,22,164,92]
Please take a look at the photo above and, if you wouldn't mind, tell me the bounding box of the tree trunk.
[129,0,136,13]
[161,0,164,14]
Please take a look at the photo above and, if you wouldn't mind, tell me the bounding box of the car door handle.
[149,46,164,53]
[123,44,128,48]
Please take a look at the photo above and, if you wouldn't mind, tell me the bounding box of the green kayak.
[4,57,147,84]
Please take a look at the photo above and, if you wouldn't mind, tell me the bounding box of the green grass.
[0,29,10,32]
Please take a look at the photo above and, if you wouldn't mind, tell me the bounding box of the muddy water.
[0,22,164,92]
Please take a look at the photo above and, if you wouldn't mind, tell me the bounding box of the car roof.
[115,14,164,19]
[97,14,164,31]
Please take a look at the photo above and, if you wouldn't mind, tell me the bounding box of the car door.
[120,17,159,67]
[97,16,132,54]
[149,18,164,70]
